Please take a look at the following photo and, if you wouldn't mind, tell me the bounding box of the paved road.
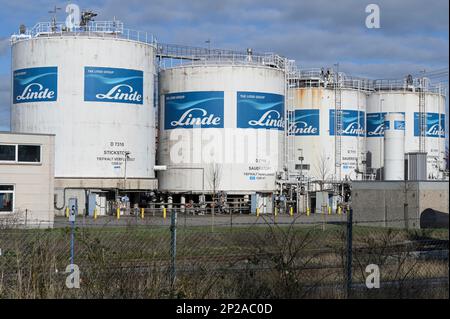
[54,213,348,228]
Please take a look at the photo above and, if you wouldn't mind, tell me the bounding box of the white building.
[0,132,55,227]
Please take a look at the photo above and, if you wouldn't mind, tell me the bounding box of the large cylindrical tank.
[291,87,367,181]
[158,64,285,193]
[366,90,446,180]
[384,112,405,180]
[11,35,156,180]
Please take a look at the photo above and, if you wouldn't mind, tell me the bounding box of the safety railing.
[11,21,156,46]
[159,52,286,70]
[294,68,447,94]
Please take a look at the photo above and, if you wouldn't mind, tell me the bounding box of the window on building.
[0,185,14,213]
[0,144,16,161]
[18,145,41,163]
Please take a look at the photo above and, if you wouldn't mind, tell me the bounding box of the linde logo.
[95,84,142,102]
[13,67,58,104]
[248,110,284,128]
[16,83,55,101]
[426,124,445,136]
[237,92,284,130]
[342,122,365,135]
[289,110,320,136]
[165,91,224,129]
[170,107,221,127]
[84,67,143,105]
[329,110,365,137]
[414,112,445,138]
[366,112,386,137]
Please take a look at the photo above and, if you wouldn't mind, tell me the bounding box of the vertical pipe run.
[384,112,405,180]
[170,205,177,292]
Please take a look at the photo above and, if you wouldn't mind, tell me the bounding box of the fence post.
[169,206,177,295]
[345,207,353,299]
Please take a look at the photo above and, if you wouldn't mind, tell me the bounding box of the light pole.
[124,151,131,186]
[205,39,211,55]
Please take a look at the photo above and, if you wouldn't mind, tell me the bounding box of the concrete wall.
[352,181,449,229]
[0,132,55,227]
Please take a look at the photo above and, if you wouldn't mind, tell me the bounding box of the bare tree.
[208,162,222,200]
[314,151,332,191]
[207,163,222,230]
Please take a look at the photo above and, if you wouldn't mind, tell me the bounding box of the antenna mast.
[48,5,62,32]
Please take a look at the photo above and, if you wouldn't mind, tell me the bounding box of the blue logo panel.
[394,120,405,130]
[84,67,143,104]
[237,92,284,130]
[164,91,224,129]
[366,112,386,137]
[414,112,445,138]
[289,109,320,136]
[329,110,365,137]
[13,67,58,104]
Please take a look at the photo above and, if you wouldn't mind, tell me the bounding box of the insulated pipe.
[384,112,405,180]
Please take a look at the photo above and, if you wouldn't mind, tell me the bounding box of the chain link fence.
[0,211,448,299]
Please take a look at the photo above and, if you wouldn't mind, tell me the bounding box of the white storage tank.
[11,22,157,183]
[157,57,286,193]
[383,112,405,180]
[291,86,367,181]
[366,83,446,180]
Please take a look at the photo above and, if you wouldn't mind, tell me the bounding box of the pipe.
[54,187,90,211]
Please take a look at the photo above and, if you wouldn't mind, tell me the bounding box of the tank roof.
[293,68,447,95]
[10,21,155,46]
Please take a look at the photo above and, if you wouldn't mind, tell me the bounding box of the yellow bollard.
[328,206,332,215]
[141,208,144,219]
[94,208,97,220]
[338,206,342,215]
[65,207,69,218]
[256,208,260,217]
[116,207,120,220]
[274,207,278,217]
[163,207,167,219]
[290,206,294,217]
[306,207,310,216]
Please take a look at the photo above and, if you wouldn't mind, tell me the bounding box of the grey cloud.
[0,0,447,82]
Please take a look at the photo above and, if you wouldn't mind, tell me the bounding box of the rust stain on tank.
[294,87,324,108]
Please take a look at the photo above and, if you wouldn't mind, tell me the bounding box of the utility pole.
[419,70,427,154]
[205,39,211,55]
[124,151,130,187]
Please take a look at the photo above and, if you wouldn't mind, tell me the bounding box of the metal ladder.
[418,78,426,153]
[334,66,343,180]
[284,60,297,174]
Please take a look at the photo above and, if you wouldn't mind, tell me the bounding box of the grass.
[0,221,447,299]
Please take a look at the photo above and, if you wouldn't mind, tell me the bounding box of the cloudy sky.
[0,0,448,131]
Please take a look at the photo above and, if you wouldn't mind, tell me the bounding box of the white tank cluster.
[157,57,286,193]
[367,86,446,180]
[291,71,447,183]
[8,4,448,215]
[11,21,157,182]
